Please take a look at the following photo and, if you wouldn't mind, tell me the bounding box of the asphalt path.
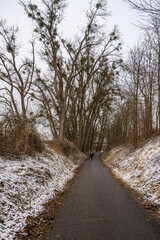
[47,153,160,240]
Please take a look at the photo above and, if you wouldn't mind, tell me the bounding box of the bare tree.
[108,36,158,148]
[124,0,160,15]
[21,0,122,148]
[0,20,35,119]
[149,16,160,133]
[122,44,144,145]
[122,0,160,140]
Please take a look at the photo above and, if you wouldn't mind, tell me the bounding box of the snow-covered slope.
[0,148,85,240]
[102,137,160,216]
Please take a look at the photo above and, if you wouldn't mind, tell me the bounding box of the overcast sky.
[0,0,141,57]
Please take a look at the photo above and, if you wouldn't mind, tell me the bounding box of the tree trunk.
[59,106,66,141]
[158,43,160,133]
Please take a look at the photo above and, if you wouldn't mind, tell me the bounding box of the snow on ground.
[103,137,160,214]
[0,148,85,240]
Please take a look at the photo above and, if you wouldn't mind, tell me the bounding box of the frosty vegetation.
[103,137,160,216]
[0,148,85,239]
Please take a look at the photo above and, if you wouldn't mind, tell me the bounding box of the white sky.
[0,0,141,58]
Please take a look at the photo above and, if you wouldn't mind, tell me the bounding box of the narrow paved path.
[47,153,160,240]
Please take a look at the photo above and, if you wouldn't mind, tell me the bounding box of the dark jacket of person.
[90,151,94,159]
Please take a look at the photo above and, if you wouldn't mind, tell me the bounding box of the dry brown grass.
[103,147,129,165]
[45,138,79,158]
[0,117,45,156]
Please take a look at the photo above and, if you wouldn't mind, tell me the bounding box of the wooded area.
[0,0,159,154]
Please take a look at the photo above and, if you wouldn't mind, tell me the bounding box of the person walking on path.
[90,150,94,160]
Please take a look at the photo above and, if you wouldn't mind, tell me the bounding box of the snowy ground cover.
[0,148,85,240]
[103,137,160,215]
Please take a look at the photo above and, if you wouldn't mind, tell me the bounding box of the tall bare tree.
[21,0,122,149]
[0,20,35,119]
[124,0,160,14]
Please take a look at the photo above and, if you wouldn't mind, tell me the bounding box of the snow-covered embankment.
[102,137,160,216]
[0,148,85,239]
